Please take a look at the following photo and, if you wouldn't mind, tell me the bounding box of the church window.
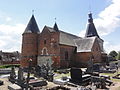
[41,47,48,55]
[65,51,68,60]
[0,56,2,60]
[44,40,46,44]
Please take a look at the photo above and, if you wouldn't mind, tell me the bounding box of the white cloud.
[94,0,120,36]
[104,41,120,53]
[6,17,12,22]
[0,24,25,52]
[79,29,86,37]
[80,0,120,37]
[79,0,120,53]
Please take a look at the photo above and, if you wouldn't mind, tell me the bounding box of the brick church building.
[20,13,107,68]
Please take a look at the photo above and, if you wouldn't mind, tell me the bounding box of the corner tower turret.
[85,13,99,38]
[85,13,104,52]
[21,15,40,67]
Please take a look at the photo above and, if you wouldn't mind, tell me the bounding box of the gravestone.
[18,67,24,81]
[29,80,47,87]
[17,67,25,87]
[70,67,82,83]
[34,65,41,77]
[93,64,100,72]
[109,63,116,69]
[8,84,22,90]
[9,67,16,83]
[118,61,120,68]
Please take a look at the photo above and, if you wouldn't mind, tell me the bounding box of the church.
[20,13,107,68]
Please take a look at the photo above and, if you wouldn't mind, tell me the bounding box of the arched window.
[43,48,47,55]
[65,51,68,60]
[41,47,48,55]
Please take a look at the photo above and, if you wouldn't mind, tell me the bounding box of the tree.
[109,50,118,59]
[116,51,120,60]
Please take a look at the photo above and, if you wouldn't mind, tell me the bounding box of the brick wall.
[59,44,76,68]
[20,33,39,67]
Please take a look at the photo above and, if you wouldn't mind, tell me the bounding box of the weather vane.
[32,10,34,15]
[54,18,57,22]
[89,0,92,13]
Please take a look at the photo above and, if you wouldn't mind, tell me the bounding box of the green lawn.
[100,71,120,82]
[54,72,70,79]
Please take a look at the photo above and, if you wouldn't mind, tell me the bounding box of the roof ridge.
[46,26,80,38]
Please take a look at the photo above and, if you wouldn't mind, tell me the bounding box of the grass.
[100,71,120,82]
[54,72,70,79]
[0,64,20,68]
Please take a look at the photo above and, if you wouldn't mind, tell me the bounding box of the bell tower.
[85,12,104,52]
[21,15,40,67]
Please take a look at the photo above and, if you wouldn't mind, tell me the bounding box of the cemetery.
[0,5,120,90]
[1,59,120,90]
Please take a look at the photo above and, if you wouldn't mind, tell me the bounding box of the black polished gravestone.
[70,67,91,85]
[70,67,82,83]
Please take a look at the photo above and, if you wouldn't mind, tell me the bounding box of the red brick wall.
[59,44,76,68]
[75,52,90,67]
[38,27,60,55]
[38,27,61,67]
[20,33,39,67]
[2,61,20,64]
[91,39,102,63]
[75,39,102,67]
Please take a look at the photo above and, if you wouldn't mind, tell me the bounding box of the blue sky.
[0,0,120,53]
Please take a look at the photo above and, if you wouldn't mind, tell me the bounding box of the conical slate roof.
[24,15,40,33]
[85,13,99,38]
[53,22,59,31]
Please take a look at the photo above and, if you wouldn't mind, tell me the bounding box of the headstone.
[29,80,47,87]
[8,84,22,90]
[70,67,82,83]
[9,67,16,83]
[18,67,24,81]
[109,63,116,69]
[0,80,3,86]
[17,67,25,87]
[34,65,41,77]
[118,61,120,68]
[93,64,100,72]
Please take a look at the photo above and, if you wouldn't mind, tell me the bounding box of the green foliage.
[109,50,118,59]
[116,51,120,60]
[0,64,20,68]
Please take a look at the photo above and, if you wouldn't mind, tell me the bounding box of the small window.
[0,56,2,60]
[44,40,46,44]
[65,51,68,60]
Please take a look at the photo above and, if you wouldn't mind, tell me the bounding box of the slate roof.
[46,26,80,46]
[24,15,40,33]
[85,13,99,38]
[59,31,80,46]
[74,37,96,52]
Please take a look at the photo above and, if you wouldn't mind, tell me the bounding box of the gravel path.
[0,78,11,90]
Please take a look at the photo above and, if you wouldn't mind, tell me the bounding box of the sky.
[0,0,120,53]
